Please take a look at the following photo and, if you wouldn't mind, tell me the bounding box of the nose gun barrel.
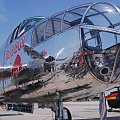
[100,67,110,76]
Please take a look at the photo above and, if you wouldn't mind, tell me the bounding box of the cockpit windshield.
[19,16,44,37]
[10,16,45,43]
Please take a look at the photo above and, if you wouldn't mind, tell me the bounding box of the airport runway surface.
[0,101,120,120]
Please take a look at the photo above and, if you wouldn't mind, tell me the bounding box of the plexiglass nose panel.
[81,2,120,82]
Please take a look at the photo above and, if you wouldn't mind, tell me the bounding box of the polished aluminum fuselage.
[0,2,120,106]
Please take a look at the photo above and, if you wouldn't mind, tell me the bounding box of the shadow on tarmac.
[0,113,23,116]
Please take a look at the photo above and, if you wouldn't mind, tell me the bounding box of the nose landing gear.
[55,94,72,120]
[99,92,107,120]
[54,92,107,120]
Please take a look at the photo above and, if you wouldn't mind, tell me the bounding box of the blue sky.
[0,0,120,45]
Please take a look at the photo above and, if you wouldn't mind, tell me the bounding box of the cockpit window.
[10,24,21,43]
[18,19,34,37]
[19,17,44,37]
[31,22,46,47]
[10,17,44,44]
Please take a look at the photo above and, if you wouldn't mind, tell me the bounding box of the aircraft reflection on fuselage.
[0,2,120,120]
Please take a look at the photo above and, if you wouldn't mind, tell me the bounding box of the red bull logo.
[11,54,23,77]
[5,34,25,61]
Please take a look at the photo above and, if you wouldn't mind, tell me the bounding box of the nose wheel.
[99,92,107,120]
[55,92,107,120]
[55,94,72,120]
[55,106,72,120]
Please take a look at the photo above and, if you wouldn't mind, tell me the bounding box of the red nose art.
[11,54,23,77]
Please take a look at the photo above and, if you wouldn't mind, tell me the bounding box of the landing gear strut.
[99,92,107,120]
[55,97,63,120]
[55,94,72,120]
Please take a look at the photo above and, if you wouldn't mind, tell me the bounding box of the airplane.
[0,1,120,120]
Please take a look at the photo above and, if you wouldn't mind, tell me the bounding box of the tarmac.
[0,101,120,120]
